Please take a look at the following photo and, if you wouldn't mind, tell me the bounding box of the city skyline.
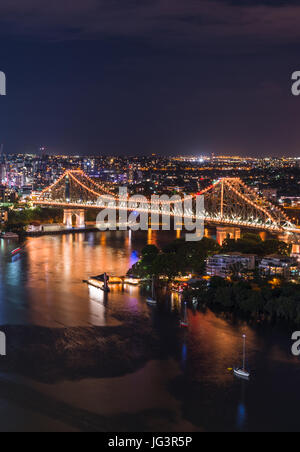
[0,1,300,156]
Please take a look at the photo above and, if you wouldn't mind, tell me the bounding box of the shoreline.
[25,227,100,237]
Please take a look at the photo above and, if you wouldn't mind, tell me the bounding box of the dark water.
[0,231,300,432]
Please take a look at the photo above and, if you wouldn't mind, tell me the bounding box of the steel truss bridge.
[31,170,299,236]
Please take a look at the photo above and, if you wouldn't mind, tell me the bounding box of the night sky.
[1,0,300,157]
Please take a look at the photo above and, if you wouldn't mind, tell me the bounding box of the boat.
[234,335,250,379]
[1,232,19,239]
[192,297,198,307]
[124,277,141,285]
[180,302,189,328]
[146,278,157,306]
[234,368,250,379]
[11,247,22,257]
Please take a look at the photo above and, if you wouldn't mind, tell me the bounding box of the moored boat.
[1,232,19,239]
[233,368,250,379]
[234,335,250,379]
[146,278,157,306]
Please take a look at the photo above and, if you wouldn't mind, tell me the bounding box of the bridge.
[31,170,299,237]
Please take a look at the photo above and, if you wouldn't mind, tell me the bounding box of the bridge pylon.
[63,209,85,229]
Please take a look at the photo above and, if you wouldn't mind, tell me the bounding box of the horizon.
[1,151,300,160]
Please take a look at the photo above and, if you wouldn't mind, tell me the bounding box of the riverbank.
[25,226,99,237]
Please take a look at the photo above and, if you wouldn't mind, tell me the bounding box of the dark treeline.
[2,207,64,234]
[187,277,300,324]
[221,232,291,256]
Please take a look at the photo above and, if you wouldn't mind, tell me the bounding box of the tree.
[141,245,160,261]
[163,239,186,254]
[263,239,292,256]
[242,232,262,243]
[209,276,228,289]
[152,253,182,283]
[163,237,220,276]
[229,262,245,281]
[221,233,291,257]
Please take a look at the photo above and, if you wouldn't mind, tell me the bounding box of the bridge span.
[30,170,300,240]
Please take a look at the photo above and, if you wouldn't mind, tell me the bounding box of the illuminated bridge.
[31,170,299,236]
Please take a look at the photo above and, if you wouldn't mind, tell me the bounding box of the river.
[0,231,299,432]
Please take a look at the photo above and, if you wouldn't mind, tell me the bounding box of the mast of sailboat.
[243,334,246,370]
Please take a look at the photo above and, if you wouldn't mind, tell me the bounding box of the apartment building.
[206,253,256,278]
[259,255,299,279]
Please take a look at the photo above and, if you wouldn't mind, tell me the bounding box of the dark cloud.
[224,0,300,6]
[0,0,299,49]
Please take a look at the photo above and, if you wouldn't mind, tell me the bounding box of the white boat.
[234,335,250,379]
[146,298,157,306]
[147,278,157,306]
[1,232,19,239]
[234,368,250,379]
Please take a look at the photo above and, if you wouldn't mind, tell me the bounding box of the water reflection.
[88,285,107,325]
[0,232,300,431]
[181,339,188,371]
[236,382,247,431]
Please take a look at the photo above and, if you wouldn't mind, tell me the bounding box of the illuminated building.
[206,253,256,278]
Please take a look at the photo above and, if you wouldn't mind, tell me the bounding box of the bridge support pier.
[63,209,86,229]
[216,227,241,246]
[291,244,300,263]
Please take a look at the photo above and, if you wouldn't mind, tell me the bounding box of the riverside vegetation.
[128,233,300,324]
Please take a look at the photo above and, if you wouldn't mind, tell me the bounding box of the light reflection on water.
[236,382,247,431]
[87,285,107,325]
[0,231,300,431]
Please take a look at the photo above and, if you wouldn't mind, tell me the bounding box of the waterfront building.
[206,253,256,278]
[259,255,299,279]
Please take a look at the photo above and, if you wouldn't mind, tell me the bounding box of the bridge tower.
[291,244,300,263]
[65,173,70,202]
